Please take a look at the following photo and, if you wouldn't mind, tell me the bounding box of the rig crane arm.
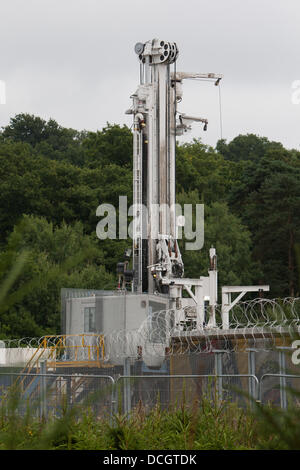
[172,72,223,83]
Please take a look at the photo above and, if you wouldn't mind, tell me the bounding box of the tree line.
[0,113,299,338]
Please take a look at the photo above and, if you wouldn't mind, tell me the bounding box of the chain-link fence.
[0,371,115,419]
[1,348,299,419]
[1,296,300,417]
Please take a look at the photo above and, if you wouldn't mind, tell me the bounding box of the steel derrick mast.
[129,38,182,295]
[61,38,270,361]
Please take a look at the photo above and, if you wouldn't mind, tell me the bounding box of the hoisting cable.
[217,81,223,140]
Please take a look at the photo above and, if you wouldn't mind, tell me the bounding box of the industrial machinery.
[125,38,269,331]
[62,38,269,367]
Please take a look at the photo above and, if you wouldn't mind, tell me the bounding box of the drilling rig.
[63,38,269,367]
[122,37,269,332]
[125,38,221,330]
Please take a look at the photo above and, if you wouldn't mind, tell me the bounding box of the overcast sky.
[0,0,299,149]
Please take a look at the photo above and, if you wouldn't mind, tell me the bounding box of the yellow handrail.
[23,334,106,369]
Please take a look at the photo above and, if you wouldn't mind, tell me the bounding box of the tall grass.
[0,389,260,450]
[0,373,271,451]
[2,373,300,450]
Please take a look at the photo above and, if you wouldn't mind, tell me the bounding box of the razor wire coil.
[1,297,300,361]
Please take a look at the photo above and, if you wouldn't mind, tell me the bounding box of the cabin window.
[84,307,96,332]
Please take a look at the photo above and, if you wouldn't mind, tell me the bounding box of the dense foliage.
[1,388,300,450]
[0,113,299,337]
[0,389,275,450]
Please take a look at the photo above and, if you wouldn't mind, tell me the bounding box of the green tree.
[226,143,300,297]
[177,191,259,293]
[244,171,300,296]
[82,123,133,168]
[0,216,116,338]
[216,134,284,163]
[176,139,239,204]
[1,113,86,166]
[0,142,97,241]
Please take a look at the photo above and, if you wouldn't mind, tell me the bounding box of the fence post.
[213,350,224,402]
[246,348,258,407]
[40,360,47,419]
[111,379,118,420]
[276,347,293,410]
[123,357,131,416]
[66,376,72,410]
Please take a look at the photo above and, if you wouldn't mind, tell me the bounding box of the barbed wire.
[1,298,300,364]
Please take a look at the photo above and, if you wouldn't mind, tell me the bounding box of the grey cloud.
[0,0,299,149]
